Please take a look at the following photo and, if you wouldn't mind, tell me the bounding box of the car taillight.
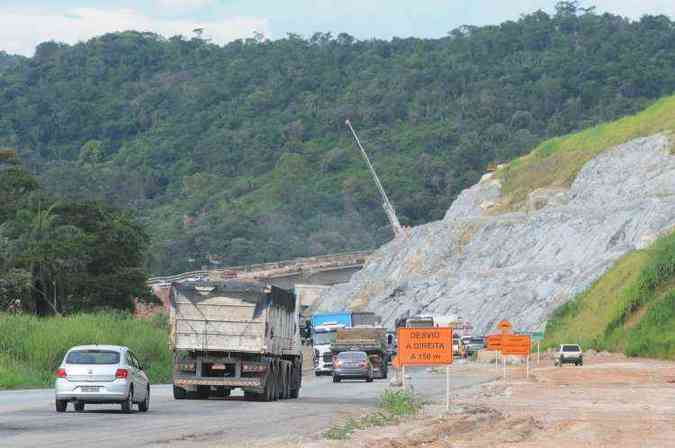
[55,368,67,378]
[115,368,129,379]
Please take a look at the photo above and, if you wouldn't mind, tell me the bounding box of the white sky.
[1,1,674,56]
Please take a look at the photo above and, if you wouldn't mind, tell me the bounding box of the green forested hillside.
[1,3,675,274]
[0,51,22,74]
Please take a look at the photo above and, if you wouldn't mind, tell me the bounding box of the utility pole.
[345,120,403,237]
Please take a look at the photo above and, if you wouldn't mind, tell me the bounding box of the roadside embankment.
[544,230,675,359]
[0,312,172,389]
[304,353,675,447]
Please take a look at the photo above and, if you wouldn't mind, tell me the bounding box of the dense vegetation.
[1,3,675,275]
[0,51,22,74]
[0,150,152,314]
[544,231,675,359]
[0,312,171,388]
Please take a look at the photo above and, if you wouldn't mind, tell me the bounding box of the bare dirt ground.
[294,353,675,448]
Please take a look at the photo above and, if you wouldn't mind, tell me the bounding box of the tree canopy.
[0,152,151,314]
[1,3,674,274]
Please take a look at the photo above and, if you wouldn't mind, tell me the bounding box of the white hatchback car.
[55,345,150,413]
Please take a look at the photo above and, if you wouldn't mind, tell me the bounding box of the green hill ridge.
[2,4,675,275]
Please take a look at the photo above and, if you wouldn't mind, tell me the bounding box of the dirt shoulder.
[301,353,675,448]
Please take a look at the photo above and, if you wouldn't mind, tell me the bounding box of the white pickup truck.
[554,344,583,366]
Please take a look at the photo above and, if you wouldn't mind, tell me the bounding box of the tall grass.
[0,312,172,389]
[498,95,675,210]
[544,231,675,359]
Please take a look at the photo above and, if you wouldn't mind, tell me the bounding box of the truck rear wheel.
[280,366,289,399]
[173,385,187,400]
[263,371,275,402]
[193,386,210,400]
[290,364,301,399]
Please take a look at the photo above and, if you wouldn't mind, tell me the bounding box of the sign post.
[446,365,450,410]
[486,334,503,375]
[526,355,530,378]
[397,327,454,410]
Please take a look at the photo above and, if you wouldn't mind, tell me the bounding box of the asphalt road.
[0,366,496,447]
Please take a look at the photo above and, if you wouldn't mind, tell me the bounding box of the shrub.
[0,312,172,388]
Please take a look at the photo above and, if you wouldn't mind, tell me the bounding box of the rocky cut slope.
[318,130,675,333]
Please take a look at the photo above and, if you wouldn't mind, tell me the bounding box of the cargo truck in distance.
[169,281,302,401]
[311,311,380,376]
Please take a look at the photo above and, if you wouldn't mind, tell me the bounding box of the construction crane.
[345,120,404,237]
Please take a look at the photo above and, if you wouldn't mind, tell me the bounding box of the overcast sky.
[2,0,674,56]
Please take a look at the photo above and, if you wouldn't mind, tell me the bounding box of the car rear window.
[562,345,580,352]
[338,351,367,361]
[66,350,120,365]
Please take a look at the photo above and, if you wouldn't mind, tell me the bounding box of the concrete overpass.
[147,251,370,287]
[145,251,371,315]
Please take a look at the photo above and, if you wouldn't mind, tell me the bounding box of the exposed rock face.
[318,134,675,333]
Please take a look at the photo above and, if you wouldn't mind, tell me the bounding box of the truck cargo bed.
[170,281,299,355]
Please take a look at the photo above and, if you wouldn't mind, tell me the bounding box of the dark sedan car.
[333,351,373,383]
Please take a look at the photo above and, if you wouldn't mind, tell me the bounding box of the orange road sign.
[501,334,531,356]
[497,320,513,334]
[396,327,453,366]
[485,334,503,351]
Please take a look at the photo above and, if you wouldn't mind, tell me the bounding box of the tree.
[0,161,152,314]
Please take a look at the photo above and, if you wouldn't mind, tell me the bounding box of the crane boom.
[345,120,403,237]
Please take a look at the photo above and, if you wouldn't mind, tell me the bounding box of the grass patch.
[0,312,172,389]
[544,231,675,359]
[323,389,422,440]
[497,95,675,210]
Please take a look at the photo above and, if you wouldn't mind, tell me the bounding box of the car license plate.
[80,386,100,392]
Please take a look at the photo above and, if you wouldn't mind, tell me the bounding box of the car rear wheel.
[121,388,133,413]
[138,388,150,412]
[366,377,373,383]
[74,401,85,412]
[55,400,67,413]
[333,376,341,383]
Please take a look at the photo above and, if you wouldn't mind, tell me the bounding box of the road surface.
[0,366,496,447]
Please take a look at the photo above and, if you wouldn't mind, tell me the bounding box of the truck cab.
[312,323,344,375]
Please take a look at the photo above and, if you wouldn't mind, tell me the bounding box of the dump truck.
[169,281,302,401]
[331,327,388,379]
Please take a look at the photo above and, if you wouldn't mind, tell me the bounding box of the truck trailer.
[169,281,303,401]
